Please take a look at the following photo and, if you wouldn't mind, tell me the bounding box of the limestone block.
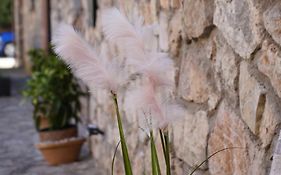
[183,0,214,38]
[213,32,239,104]
[173,111,209,169]
[257,40,281,98]
[214,0,264,58]
[160,0,170,9]
[239,61,266,135]
[264,2,281,47]
[178,37,220,106]
[169,10,183,57]
[270,130,281,175]
[138,0,156,24]
[259,94,281,147]
[208,102,250,175]
[171,0,181,9]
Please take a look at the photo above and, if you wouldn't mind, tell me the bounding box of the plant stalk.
[164,130,171,175]
[112,92,133,175]
[160,129,171,175]
[150,130,161,175]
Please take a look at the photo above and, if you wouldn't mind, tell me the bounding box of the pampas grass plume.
[52,24,126,93]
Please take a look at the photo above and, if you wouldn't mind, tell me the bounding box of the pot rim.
[39,124,77,133]
[36,137,85,149]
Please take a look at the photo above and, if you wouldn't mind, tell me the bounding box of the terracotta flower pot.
[39,125,77,142]
[36,137,85,166]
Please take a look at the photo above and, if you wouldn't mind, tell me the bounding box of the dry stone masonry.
[49,0,281,174]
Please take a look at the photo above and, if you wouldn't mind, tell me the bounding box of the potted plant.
[23,48,86,165]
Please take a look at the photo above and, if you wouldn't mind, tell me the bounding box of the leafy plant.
[23,48,84,131]
[0,0,12,28]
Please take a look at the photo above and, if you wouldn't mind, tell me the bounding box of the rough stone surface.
[169,10,182,57]
[172,158,210,175]
[214,0,264,58]
[264,2,281,47]
[173,111,209,169]
[239,58,281,147]
[213,31,239,105]
[178,36,220,107]
[270,131,281,175]
[239,61,266,134]
[208,102,250,175]
[209,102,267,175]
[160,0,170,9]
[171,0,181,9]
[183,0,214,38]
[259,94,281,147]
[257,40,281,98]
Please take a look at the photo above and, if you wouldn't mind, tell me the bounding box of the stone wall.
[13,0,49,72]
[50,0,281,174]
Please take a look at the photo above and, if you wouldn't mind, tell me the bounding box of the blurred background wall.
[13,0,50,72]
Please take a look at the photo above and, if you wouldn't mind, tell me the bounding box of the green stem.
[159,130,167,164]
[112,92,133,175]
[159,129,167,157]
[164,131,171,175]
[159,129,171,175]
[150,130,161,175]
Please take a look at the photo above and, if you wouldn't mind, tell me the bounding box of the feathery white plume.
[102,8,145,57]
[130,52,175,89]
[102,8,175,90]
[52,24,127,93]
[127,81,184,130]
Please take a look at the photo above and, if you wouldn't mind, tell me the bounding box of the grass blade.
[159,129,171,175]
[164,131,171,175]
[159,129,166,161]
[112,140,121,175]
[189,147,244,175]
[150,130,161,175]
[112,92,133,175]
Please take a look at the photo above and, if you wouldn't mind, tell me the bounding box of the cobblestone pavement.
[0,96,103,175]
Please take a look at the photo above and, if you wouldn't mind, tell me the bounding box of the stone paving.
[0,96,103,175]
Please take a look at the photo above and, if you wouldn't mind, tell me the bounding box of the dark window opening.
[89,0,98,27]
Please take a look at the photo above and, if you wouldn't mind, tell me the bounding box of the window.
[88,0,98,27]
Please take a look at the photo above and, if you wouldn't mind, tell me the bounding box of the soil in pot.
[36,137,85,166]
[39,125,77,142]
